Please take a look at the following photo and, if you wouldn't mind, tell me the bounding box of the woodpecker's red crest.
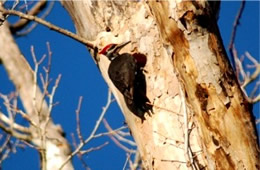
[99,44,116,56]
[99,41,131,60]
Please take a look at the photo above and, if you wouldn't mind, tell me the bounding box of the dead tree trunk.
[62,1,259,169]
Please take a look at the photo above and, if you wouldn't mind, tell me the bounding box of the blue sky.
[1,1,259,170]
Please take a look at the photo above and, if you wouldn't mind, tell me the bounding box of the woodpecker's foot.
[145,102,154,116]
[143,69,148,74]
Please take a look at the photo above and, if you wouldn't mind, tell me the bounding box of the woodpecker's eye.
[106,27,111,32]
[108,44,117,52]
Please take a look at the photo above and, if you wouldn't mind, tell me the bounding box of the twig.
[47,74,61,116]
[36,44,61,170]
[241,52,260,88]
[242,67,260,88]
[93,126,129,139]
[0,93,14,131]
[252,94,260,103]
[71,133,90,170]
[80,142,109,155]
[122,153,131,170]
[161,159,186,164]
[16,1,55,36]
[11,0,20,11]
[153,130,184,149]
[39,42,53,113]
[235,50,260,103]
[76,96,84,143]
[31,45,47,118]
[245,52,259,66]
[0,111,30,134]
[232,46,243,81]
[0,6,95,49]
[84,89,112,142]
[106,133,135,153]
[59,89,113,170]
[103,119,136,146]
[0,121,31,141]
[117,130,131,137]
[3,101,38,129]
[0,134,12,164]
[102,119,135,153]
[228,0,246,73]
[10,0,47,33]
[178,85,198,170]
[249,82,260,99]
[42,73,61,147]
[132,151,141,170]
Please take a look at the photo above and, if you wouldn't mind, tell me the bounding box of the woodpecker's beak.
[114,41,131,52]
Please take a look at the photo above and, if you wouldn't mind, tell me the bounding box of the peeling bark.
[148,1,259,169]
[61,1,259,169]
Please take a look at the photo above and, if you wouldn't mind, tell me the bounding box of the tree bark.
[61,1,259,169]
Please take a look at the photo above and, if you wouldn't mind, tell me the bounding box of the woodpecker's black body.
[108,53,136,107]
[100,42,152,121]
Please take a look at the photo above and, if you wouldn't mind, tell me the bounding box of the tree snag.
[64,1,259,169]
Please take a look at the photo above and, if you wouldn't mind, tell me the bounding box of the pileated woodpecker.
[99,41,152,121]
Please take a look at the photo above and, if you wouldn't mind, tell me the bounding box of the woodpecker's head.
[99,41,131,60]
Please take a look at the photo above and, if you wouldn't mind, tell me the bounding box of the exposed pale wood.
[62,1,203,169]
[148,1,260,169]
[61,0,259,169]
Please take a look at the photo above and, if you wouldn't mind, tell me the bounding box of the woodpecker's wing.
[108,54,136,103]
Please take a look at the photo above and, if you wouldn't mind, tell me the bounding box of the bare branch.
[178,85,199,170]
[117,129,131,137]
[80,142,109,155]
[0,121,31,141]
[71,133,90,170]
[102,119,136,153]
[122,153,131,170]
[0,134,12,164]
[47,74,61,116]
[102,119,136,147]
[39,42,53,111]
[249,82,260,99]
[242,52,260,88]
[233,46,244,81]
[130,152,142,170]
[252,94,260,103]
[0,111,30,134]
[16,1,55,36]
[235,50,260,103]
[228,0,246,73]
[0,6,95,49]
[93,125,129,139]
[31,45,47,118]
[0,92,38,129]
[10,1,47,33]
[76,96,84,143]
[59,89,113,170]
[8,106,38,129]
[245,52,259,66]
[104,130,135,153]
